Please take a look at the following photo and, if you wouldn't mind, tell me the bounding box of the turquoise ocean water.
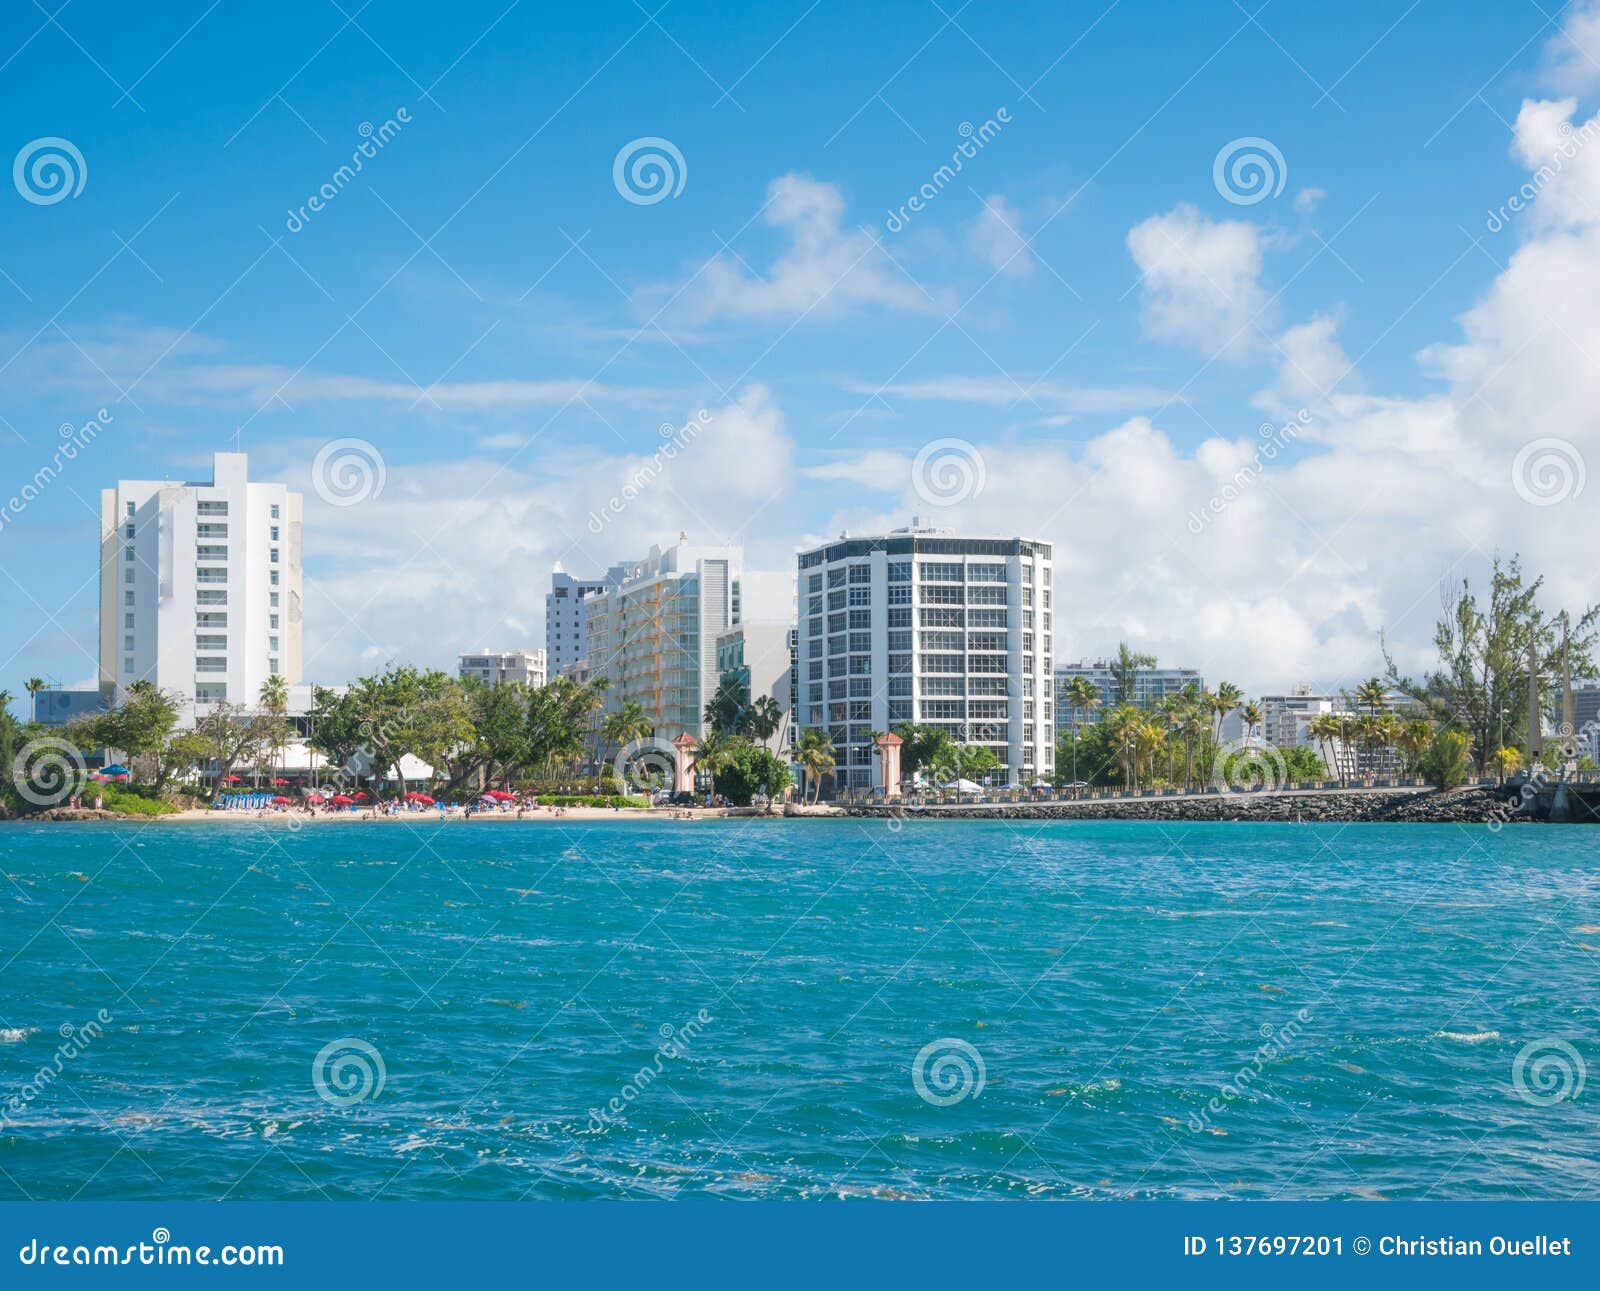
[0,819,1595,1200]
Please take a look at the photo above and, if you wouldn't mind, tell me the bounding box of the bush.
[94,784,179,816]
[533,794,648,809]
[1420,730,1472,789]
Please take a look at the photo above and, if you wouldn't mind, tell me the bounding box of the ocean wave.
[0,1027,30,1043]
[1431,1030,1500,1045]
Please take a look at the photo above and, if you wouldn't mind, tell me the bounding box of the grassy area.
[92,784,180,816]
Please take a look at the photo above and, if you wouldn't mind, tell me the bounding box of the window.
[888,631,912,652]
[124,613,134,629]
[124,546,134,562]
[887,561,911,582]
[922,677,964,696]
[197,523,227,539]
[195,683,227,702]
[888,585,911,606]
[968,586,1006,605]
[124,592,134,606]
[124,568,134,585]
[921,585,963,605]
[828,590,846,611]
[270,570,279,586]
[848,609,871,630]
[970,655,1007,673]
[123,635,133,651]
[195,657,227,673]
[269,636,279,652]
[270,526,280,541]
[848,563,871,583]
[123,657,133,672]
[848,632,871,653]
[922,631,962,651]
[849,677,872,697]
[197,568,226,584]
[808,595,823,616]
[198,612,227,628]
[808,573,822,593]
[970,632,1007,652]
[269,659,280,676]
[125,502,134,517]
[198,501,228,516]
[920,608,963,628]
[196,545,227,561]
[124,524,134,540]
[269,614,278,629]
[920,562,963,582]
[969,609,1007,628]
[923,700,963,720]
[827,568,846,588]
[921,654,964,673]
[270,548,279,563]
[198,589,227,605]
[847,586,870,606]
[968,563,1006,582]
[269,592,278,607]
[196,635,227,651]
[271,504,280,520]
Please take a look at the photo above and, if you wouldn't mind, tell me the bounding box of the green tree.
[1420,729,1472,789]
[1109,643,1156,707]
[795,727,836,804]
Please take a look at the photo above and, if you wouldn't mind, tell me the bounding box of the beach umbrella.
[273,778,289,786]
[941,778,982,793]
[353,790,371,801]
[483,789,514,801]
[330,794,354,806]
[101,764,129,777]
[304,793,325,804]
[405,792,434,804]
[271,796,291,805]
[223,774,241,783]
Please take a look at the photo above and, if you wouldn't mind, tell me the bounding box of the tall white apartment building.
[583,536,741,738]
[715,621,796,750]
[795,521,1054,793]
[458,650,547,688]
[546,562,628,676]
[99,452,302,714]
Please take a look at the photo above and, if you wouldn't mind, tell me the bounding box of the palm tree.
[1106,705,1143,792]
[1308,713,1342,784]
[258,674,290,790]
[1211,682,1243,741]
[692,729,737,797]
[795,727,836,804]
[602,702,655,775]
[0,689,13,718]
[1061,676,1098,794]
[1397,718,1433,776]
[23,677,46,722]
[1109,643,1157,706]
[1240,701,1264,743]
[1492,746,1524,785]
[746,695,784,749]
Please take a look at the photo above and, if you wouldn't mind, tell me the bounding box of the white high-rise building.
[458,650,546,688]
[1054,660,1204,722]
[546,562,627,676]
[795,520,1054,792]
[99,452,302,714]
[583,536,741,738]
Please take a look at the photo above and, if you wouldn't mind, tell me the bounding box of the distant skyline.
[1,0,1595,703]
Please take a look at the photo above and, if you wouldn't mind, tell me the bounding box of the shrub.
[1420,730,1472,789]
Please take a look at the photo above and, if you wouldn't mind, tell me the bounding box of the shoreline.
[0,787,1567,825]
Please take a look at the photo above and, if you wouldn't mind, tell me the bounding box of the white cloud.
[966,195,1033,278]
[1126,202,1270,358]
[1543,0,1600,94]
[838,374,1170,413]
[1,325,671,411]
[288,387,795,682]
[1293,187,1326,215]
[805,110,1600,690]
[650,173,942,325]
[802,450,912,488]
[1270,313,1354,405]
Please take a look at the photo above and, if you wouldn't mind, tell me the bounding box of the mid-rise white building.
[583,536,741,738]
[458,650,547,688]
[795,520,1054,793]
[99,452,302,715]
[1054,660,1204,723]
[715,621,795,750]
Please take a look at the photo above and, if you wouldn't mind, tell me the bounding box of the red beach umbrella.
[271,796,291,805]
[405,792,434,804]
[330,794,354,806]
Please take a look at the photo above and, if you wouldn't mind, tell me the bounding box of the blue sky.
[1,0,1595,700]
